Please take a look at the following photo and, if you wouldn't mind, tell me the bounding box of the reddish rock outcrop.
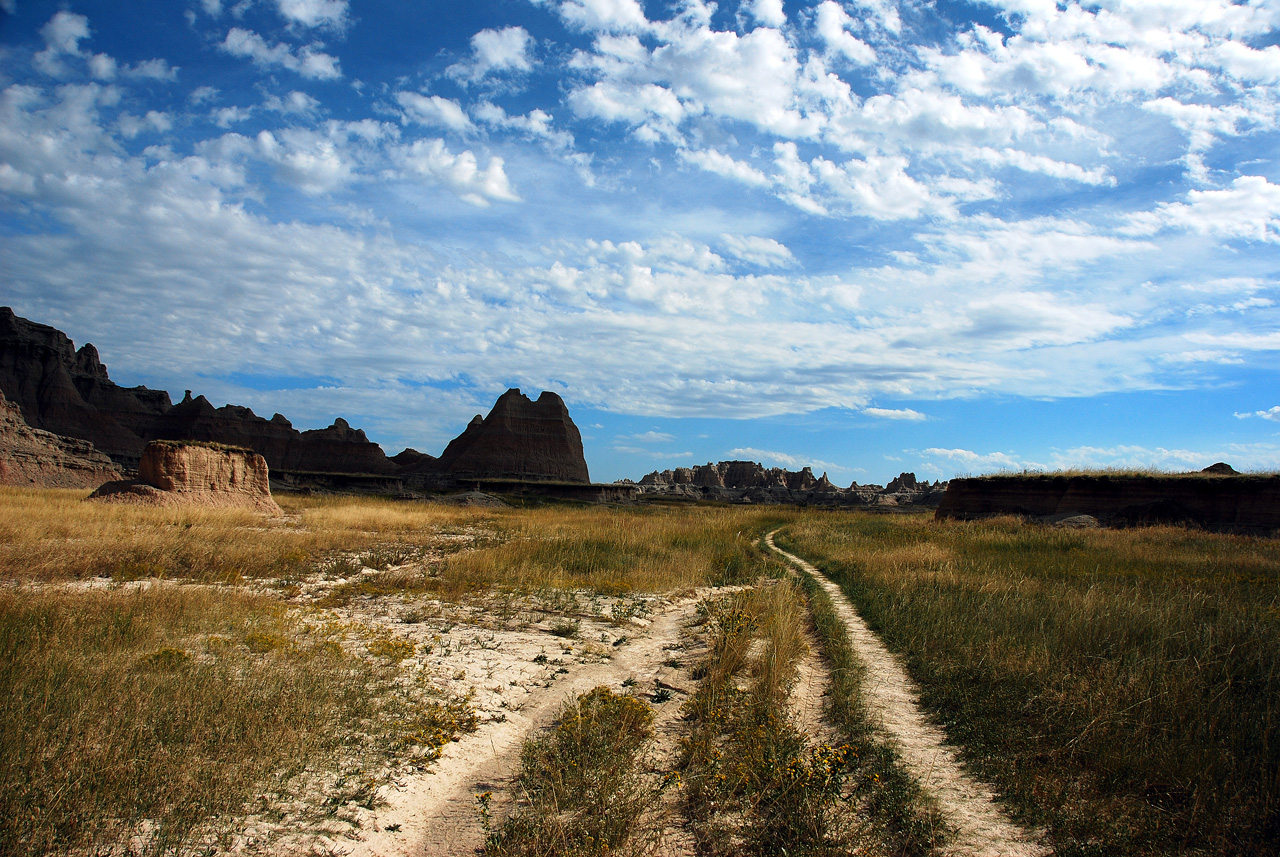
[0,389,123,488]
[89,441,282,514]
[935,472,1280,533]
[403,389,590,487]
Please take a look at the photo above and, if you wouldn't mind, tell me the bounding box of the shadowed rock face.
[0,308,392,475]
[936,473,1280,532]
[91,441,282,514]
[0,307,170,462]
[424,388,590,483]
[0,388,123,488]
[636,461,947,506]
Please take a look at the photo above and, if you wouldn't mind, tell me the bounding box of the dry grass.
[0,584,477,857]
[779,512,1280,856]
[0,487,487,583]
[430,505,796,598]
[0,488,804,855]
[484,687,661,856]
[679,580,866,855]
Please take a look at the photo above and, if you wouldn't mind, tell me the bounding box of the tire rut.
[346,595,704,857]
[765,530,1050,857]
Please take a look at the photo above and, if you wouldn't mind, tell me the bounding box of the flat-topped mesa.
[90,440,282,514]
[0,388,123,488]
[935,469,1280,533]
[423,388,590,484]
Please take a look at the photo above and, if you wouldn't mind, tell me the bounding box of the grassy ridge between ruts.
[777,512,1280,857]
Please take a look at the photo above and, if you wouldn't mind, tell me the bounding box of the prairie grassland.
[778,512,1280,857]
[0,584,478,857]
[0,489,800,856]
[0,487,486,582]
[431,504,796,597]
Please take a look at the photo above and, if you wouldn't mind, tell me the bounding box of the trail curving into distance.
[765,530,1050,857]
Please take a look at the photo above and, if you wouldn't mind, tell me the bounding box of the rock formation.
[0,308,393,475]
[935,470,1280,533]
[89,441,282,514]
[402,389,590,488]
[0,306,169,463]
[0,388,123,488]
[635,461,946,507]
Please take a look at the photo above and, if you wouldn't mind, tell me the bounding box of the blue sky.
[2,0,1279,484]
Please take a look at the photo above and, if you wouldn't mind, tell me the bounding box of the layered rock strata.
[636,462,946,506]
[0,389,123,488]
[1,308,392,474]
[89,441,282,514]
[935,469,1280,533]
[403,389,590,488]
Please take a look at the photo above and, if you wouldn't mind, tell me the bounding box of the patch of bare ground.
[265,590,709,857]
[765,531,1050,857]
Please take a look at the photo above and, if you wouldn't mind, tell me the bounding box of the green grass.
[778,512,1280,856]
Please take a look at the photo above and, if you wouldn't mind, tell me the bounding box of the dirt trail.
[348,596,703,857]
[765,531,1050,857]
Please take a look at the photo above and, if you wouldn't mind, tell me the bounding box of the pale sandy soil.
[765,531,1051,857]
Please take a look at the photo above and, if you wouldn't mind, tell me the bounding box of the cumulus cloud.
[747,0,786,28]
[921,448,1024,472]
[815,1,876,65]
[718,234,795,268]
[1125,176,1280,243]
[727,448,844,472]
[556,0,649,33]
[396,93,476,134]
[274,0,349,31]
[220,28,341,79]
[447,27,534,84]
[393,139,520,206]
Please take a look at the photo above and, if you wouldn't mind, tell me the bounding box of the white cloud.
[727,447,843,472]
[815,1,876,65]
[393,139,520,207]
[718,234,795,268]
[448,27,534,84]
[1125,176,1280,243]
[264,90,321,116]
[679,148,771,187]
[865,407,926,421]
[220,28,341,79]
[274,0,349,30]
[396,93,476,134]
[629,430,676,442]
[1236,406,1280,422]
[922,448,1024,472]
[748,0,786,28]
[557,0,649,33]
